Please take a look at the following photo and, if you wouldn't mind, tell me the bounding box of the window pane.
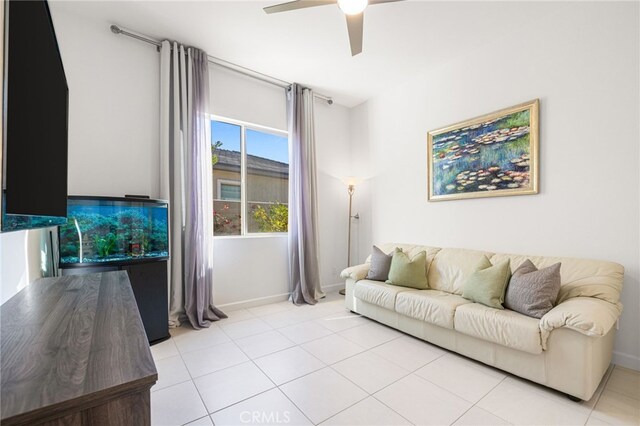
[212,120,241,236]
[246,129,289,233]
[220,183,240,201]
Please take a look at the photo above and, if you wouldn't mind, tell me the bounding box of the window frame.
[210,115,289,238]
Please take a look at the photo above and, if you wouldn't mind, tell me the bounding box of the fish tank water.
[1,193,67,232]
[59,196,169,266]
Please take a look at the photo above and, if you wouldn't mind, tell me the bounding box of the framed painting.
[427,99,539,201]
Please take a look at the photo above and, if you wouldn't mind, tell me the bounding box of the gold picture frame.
[427,99,539,201]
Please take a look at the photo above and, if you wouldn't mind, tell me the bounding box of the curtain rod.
[110,25,334,105]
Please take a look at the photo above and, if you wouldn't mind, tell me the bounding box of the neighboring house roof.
[214,149,289,178]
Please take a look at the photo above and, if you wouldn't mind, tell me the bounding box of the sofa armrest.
[340,264,370,282]
[539,297,622,349]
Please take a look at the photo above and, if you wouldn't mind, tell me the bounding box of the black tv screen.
[4,0,68,219]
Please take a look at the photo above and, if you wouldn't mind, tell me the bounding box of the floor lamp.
[340,182,359,296]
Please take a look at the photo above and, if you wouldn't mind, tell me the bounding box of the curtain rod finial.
[110,25,122,35]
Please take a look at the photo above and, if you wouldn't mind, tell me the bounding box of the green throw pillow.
[462,256,511,309]
[386,248,428,289]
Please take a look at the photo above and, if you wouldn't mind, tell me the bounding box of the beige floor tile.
[151,381,208,426]
[477,377,589,425]
[605,366,640,400]
[372,335,447,371]
[592,388,640,426]
[181,342,248,378]
[150,338,179,361]
[152,354,192,392]
[280,368,368,424]
[218,308,256,324]
[254,346,326,385]
[194,362,274,414]
[453,406,511,425]
[185,415,214,425]
[332,351,410,393]
[320,397,412,425]
[219,318,273,340]
[338,322,402,349]
[234,330,296,359]
[279,321,334,344]
[586,415,612,425]
[374,374,472,425]
[415,353,506,403]
[211,388,312,426]
[315,311,371,332]
[301,333,366,365]
[172,325,231,354]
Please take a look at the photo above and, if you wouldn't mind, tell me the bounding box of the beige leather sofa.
[341,243,624,401]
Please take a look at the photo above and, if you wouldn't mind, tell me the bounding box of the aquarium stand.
[61,259,170,345]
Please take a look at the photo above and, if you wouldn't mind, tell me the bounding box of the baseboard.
[217,283,345,312]
[218,293,290,311]
[322,282,345,293]
[612,350,640,371]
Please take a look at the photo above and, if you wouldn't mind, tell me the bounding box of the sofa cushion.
[395,290,472,329]
[353,280,411,310]
[454,303,543,354]
[428,248,495,295]
[366,245,394,281]
[462,257,511,309]
[386,249,428,289]
[504,260,561,319]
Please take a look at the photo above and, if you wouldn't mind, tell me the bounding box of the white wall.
[351,2,640,369]
[50,6,161,198]
[0,231,30,304]
[0,229,45,304]
[36,5,352,309]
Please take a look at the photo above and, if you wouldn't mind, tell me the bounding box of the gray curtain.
[287,84,325,305]
[160,41,226,328]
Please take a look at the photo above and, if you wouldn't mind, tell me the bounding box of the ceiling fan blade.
[263,0,336,14]
[345,12,364,56]
[369,0,405,4]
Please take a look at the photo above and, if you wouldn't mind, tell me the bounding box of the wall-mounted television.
[1,0,69,232]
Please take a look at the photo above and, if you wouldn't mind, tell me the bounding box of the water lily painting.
[427,99,539,201]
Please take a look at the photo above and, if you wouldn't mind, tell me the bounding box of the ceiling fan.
[264,0,405,56]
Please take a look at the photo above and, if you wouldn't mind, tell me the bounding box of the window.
[211,118,288,236]
[218,180,240,201]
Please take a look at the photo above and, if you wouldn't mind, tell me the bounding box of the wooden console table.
[1,271,158,425]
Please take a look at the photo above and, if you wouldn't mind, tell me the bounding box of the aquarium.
[59,196,169,266]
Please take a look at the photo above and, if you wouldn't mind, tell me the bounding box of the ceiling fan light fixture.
[337,0,368,15]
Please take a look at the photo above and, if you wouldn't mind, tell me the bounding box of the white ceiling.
[50,1,564,107]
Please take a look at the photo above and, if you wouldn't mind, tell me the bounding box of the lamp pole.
[347,184,355,267]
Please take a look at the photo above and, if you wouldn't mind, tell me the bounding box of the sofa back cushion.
[427,248,495,295]
[365,244,624,305]
[490,253,623,305]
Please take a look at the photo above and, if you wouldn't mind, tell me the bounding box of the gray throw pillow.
[366,246,393,281]
[504,259,562,319]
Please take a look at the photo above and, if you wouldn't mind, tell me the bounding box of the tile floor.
[150,291,640,426]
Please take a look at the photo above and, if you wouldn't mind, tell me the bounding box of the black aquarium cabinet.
[61,260,170,344]
[58,196,171,345]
